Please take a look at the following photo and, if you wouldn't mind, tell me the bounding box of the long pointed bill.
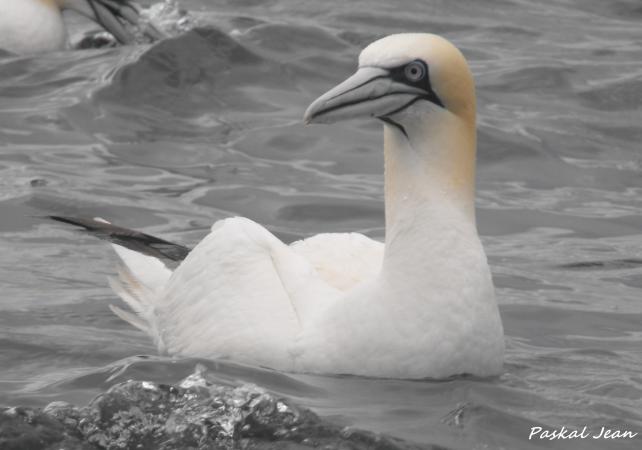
[63,0,166,44]
[304,67,426,124]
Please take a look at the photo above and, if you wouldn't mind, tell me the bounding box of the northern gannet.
[51,33,505,379]
[0,0,162,54]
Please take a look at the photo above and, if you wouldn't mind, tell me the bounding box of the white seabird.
[52,33,505,379]
[0,0,162,54]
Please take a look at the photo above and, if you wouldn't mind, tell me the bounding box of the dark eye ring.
[404,61,426,82]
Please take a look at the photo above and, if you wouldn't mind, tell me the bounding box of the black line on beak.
[326,74,389,103]
[381,95,427,117]
[310,90,421,122]
[378,117,408,138]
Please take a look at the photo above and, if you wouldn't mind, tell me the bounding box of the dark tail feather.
[49,216,190,262]
[87,0,167,45]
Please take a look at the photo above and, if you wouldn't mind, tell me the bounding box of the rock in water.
[0,372,435,450]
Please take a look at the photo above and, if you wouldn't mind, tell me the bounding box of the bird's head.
[305,33,479,219]
[304,33,475,138]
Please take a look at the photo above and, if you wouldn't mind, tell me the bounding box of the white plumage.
[65,33,505,379]
[0,1,68,54]
[290,232,384,291]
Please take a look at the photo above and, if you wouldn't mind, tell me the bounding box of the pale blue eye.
[404,61,425,82]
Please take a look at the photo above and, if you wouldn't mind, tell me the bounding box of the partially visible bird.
[0,0,163,54]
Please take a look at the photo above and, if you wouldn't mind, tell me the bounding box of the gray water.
[1,0,641,449]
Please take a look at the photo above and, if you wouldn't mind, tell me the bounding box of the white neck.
[303,108,503,378]
[380,110,478,278]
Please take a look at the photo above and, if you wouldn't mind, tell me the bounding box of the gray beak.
[62,0,165,44]
[304,67,426,124]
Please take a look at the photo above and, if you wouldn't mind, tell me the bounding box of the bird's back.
[112,217,346,370]
[290,232,384,291]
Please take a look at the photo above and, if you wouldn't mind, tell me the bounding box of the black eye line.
[388,60,444,108]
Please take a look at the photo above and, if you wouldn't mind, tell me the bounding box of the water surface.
[0,0,641,449]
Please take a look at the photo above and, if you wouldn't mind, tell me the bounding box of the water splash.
[0,368,431,450]
[140,0,200,37]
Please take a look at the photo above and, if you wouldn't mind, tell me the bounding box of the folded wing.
[290,233,384,291]
[52,216,383,370]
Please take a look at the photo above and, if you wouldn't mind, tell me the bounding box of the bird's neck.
[381,112,478,271]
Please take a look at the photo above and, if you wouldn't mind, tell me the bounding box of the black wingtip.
[92,0,168,44]
[49,215,93,229]
[48,215,191,262]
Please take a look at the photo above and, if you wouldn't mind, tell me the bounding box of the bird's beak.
[62,0,165,44]
[304,67,426,124]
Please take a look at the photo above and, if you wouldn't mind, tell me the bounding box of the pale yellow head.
[305,33,479,220]
[358,33,476,124]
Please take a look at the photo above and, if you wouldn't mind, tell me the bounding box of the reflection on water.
[0,0,641,449]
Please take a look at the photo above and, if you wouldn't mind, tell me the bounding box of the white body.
[113,209,502,379]
[0,0,67,54]
[105,33,505,379]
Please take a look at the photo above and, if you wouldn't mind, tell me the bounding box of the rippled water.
[1,0,641,449]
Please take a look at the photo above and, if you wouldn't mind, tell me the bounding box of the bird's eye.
[404,61,426,82]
